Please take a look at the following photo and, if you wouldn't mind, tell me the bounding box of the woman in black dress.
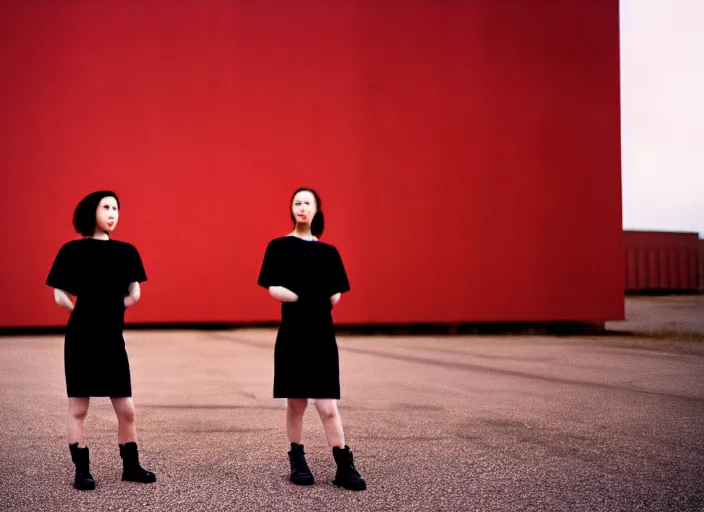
[46,191,156,490]
[258,187,366,491]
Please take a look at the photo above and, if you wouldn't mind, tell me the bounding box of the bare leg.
[110,397,137,444]
[314,399,345,448]
[316,400,366,490]
[285,399,314,485]
[286,399,308,444]
[67,397,96,490]
[68,398,90,446]
[111,397,156,483]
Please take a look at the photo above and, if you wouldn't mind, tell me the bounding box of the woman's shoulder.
[265,235,340,252]
[109,239,138,250]
[59,238,137,248]
[267,235,293,246]
[56,238,87,253]
[310,240,343,261]
[263,236,293,254]
[315,239,339,251]
[267,235,316,246]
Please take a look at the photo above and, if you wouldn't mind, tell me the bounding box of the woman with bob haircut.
[46,190,155,490]
[258,187,366,491]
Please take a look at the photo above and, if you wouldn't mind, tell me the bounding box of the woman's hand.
[269,286,299,302]
[53,289,74,312]
[124,282,141,309]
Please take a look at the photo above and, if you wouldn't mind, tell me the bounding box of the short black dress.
[46,238,147,397]
[258,236,350,399]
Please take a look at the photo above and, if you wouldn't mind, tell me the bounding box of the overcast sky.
[620,0,703,235]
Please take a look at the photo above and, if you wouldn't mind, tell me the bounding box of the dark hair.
[73,190,120,237]
[290,187,324,237]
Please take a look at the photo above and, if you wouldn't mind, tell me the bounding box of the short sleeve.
[128,246,147,283]
[329,247,350,295]
[46,243,80,296]
[258,240,282,288]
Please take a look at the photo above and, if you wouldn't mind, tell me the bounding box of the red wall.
[0,0,623,327]
[623,231,701,293]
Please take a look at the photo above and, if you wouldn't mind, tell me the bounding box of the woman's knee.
[69,407,88,421]
[315,400,338,420]
[68,400,89,421]
[117,407,136,424]
[287,399,308,414]
[110,398,136,424]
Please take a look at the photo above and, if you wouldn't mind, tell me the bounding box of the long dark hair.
[290,187,324,237]
[73,190,120,237]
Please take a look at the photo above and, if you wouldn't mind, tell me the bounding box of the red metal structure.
[623,231,702,293]
[0,0,623,328]
[699,239,704,292]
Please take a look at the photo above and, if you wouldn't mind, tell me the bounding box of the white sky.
[620,0,704,235]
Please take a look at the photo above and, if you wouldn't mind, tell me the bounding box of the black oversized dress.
[46,238,147,397]
[258,236,350,399]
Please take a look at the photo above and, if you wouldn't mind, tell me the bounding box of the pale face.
[95,196,119,233]
[291,190,317,226]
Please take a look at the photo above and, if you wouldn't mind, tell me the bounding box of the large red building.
[0,0,624,328]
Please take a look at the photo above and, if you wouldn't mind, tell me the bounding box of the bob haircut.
[73,190,120,237]
[290,187,324,237]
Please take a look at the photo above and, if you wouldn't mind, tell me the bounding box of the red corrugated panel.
[668,251,678,289]
[700,239,704,291]
[678,251,690,289]
[637,248,648,289]
[659,249,670,288]
[623,231,700,293]
[648,250,659,288]
[626,248,637,290]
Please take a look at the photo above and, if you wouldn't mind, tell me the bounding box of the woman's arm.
[124,281,141,308]
[53,288,74,312]
[269,286,299,302]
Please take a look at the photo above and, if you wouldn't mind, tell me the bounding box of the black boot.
[69,443,96,491]
[288,443,315,485]
[332,445,366,491]
[119,442,156,483]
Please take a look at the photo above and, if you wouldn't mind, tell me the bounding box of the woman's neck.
[291,224,315,240]
[92,229,109,240]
